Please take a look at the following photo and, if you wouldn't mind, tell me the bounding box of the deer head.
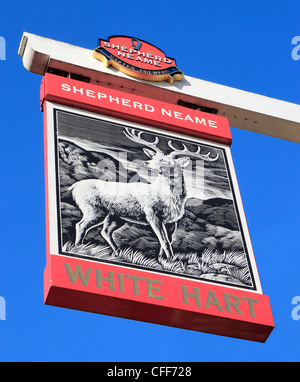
[124,128,218,176]
[124,128,191,184]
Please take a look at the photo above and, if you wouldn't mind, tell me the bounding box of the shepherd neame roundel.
[93,35,184,84]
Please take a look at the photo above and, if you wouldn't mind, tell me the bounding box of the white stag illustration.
[70,128,218,260]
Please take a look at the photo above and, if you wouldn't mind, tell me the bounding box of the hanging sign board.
[42,73,274,341]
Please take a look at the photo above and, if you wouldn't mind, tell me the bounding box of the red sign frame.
[44,254,274,342]
[41,73,232,145]
[42,73,274,342]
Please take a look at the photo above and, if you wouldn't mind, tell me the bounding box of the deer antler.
[168,141,219,161]
[124,128,164,155]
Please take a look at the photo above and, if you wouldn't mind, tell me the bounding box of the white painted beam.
[18,32,300,143]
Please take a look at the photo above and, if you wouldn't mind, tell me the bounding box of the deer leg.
[75,210,105,245]
[158,222,177,258]
[149,218,174,260]
[101,215,124,255]
[166,222,177,243]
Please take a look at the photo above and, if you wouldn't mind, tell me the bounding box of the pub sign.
[14,31,274,342]
[41,69,274,342]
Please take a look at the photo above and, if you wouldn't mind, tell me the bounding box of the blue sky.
[0,0,299,361]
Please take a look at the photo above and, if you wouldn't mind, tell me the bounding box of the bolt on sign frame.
[19,33,279,342]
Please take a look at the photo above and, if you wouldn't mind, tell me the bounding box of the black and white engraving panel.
[45,103,261,291]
